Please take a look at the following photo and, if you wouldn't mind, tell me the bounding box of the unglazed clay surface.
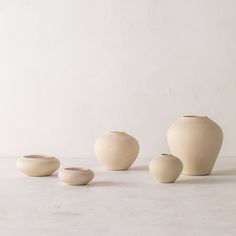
[58,167,94,186]
[149,154,183,183]
[16,155,60,177]
[94,131,139,170]
[167,116,223,175]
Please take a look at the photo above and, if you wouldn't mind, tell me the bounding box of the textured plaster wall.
[0,0,235,158]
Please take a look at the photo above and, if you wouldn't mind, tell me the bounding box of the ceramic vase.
[94,131,139,170]
[149,154,183,183]
[16,155,60,177]
[58,167,94,186]
[167,116,223,175]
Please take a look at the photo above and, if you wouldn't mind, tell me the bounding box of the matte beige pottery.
[94,131,139,170]
[16,155,60,177]
[167,116,223,175]
[59,167,94,186]
[149,154,183,183]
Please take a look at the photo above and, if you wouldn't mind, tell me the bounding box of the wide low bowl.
[16,155,60,177]
[58,167,94,186]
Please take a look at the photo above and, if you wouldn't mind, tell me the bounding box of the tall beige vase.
[94,131,139,171]
[167,116,223,175]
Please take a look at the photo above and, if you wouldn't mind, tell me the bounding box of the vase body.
[94,131,139,170]
[149,154,183,183]
[167,116,223,175]
[16,155,60,177]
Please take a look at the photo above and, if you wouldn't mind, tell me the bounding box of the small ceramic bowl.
[16,155,60,177]
[58,167,94,186]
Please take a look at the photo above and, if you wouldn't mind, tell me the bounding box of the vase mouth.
[23,155,55,159]
[160,153,172,156]
[110,131,126,134]
[182,115,208,119]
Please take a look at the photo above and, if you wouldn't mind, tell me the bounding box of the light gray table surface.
[0,157,235,236]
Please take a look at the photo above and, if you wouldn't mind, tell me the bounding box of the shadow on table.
[129,165,149,171]
[50,172,59,178]
[89,180,126,187]
[211,168,236,176]
[178,176,236,185]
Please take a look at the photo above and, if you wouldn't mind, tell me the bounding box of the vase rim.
[110,131,126,134]
[182,115,208,119]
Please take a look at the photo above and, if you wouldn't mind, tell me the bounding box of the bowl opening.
[23,155,54,159]
[64,167,89,172]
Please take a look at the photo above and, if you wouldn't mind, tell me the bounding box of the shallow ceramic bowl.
[16,155,60,177]
[58,167,94,186]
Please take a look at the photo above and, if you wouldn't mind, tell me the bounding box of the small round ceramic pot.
[16,155,60,177]
[149,154,183,183]
[94,131,139,170]
[58,167,94,186]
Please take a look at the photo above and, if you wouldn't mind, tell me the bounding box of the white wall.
[0,0,235,158]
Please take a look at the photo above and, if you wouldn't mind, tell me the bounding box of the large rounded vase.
[167,116,223,175]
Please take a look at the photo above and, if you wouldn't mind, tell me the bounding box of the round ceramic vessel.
[94,131,139,171]
[16,155,60,177]
[149,154,183,183]
[167,116,223,175]
[58,167,94,186]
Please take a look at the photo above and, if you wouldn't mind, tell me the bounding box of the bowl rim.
[23,154,55,159]
[63,167,92,172]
